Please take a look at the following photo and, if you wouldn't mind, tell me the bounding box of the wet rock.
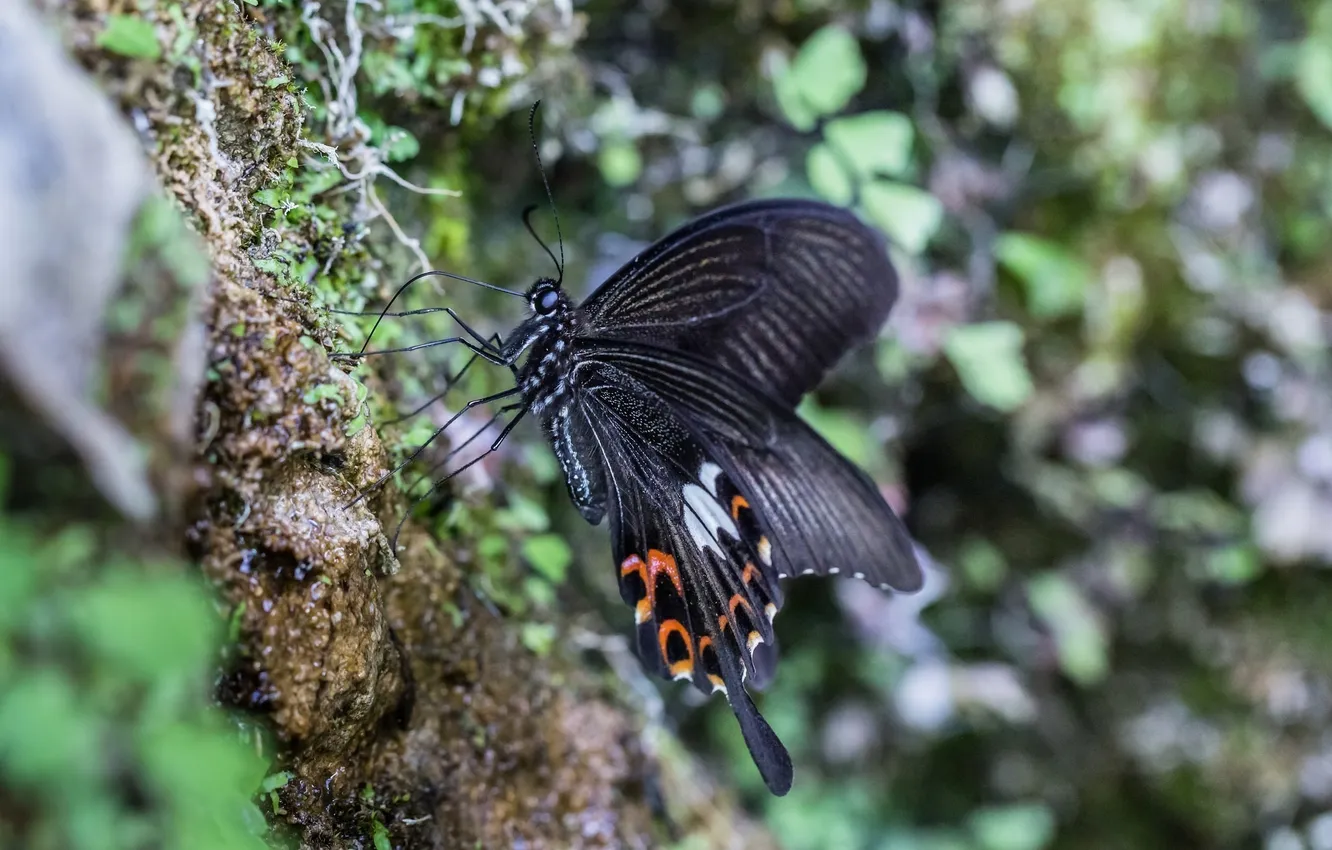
[204,457,402,778]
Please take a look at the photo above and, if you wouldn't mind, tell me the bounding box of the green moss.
[97,14,162,60]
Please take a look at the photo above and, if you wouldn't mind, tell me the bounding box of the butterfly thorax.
[504,284,606,523]
[505,289,580,417]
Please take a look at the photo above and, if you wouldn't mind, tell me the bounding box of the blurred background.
[3,0,1331,848]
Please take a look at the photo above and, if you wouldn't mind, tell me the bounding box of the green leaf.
[824,111,914,178]
[0,671,99,789]
[1151,489,1245,535]
[69,573,219,680]
[137,721,269,826]
[690,83,726,120]
[598,141,642,188]
[1296,30,1332,130]
[521,534,572,584]
[520,622,557,656]
[259,771,294,794]
[861,180,943,255]
[1027,574,1107,685]
[943,322,1034,412]
[806,144,855,205]
[773,67,818,131]
[302,383,342,405]
[995,233,1091,320]
[0,523,38,633]
[495,492,549,533]
[372,816,392,850]
[788,26,867,118]
[1204,545,1262,585]
[958,537,1008,593]
[380,126,420,163]
[969,803,1057,850]
[523,576,556,608]
[97,14,162,60]
[252,188,287,209]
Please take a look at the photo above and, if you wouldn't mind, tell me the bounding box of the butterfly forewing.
[581,199,898,407]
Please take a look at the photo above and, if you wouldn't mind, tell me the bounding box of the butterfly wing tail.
[730,680,792,795]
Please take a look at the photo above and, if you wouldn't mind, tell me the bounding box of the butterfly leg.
[402,400,523,494]
[389,402,529,549]
[381,333,503,425]
[441,308,506,362]
[347,386,521,508]
[332,335,506,366]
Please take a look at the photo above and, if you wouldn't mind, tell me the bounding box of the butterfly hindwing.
[582,340,923,594]
[576,361,791,793]
[580,199,898,407]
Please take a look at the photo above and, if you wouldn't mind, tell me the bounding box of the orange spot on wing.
[647,549,684,597]
[730,494,750,520]
[741,562,760,586]
[729,593,755,619]
[620,554,646,580]
[658,619,694,679]
[621,555,652,621]
[718,614,729,631]
[623,551,684,624]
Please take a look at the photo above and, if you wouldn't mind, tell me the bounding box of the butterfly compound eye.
[535,287,560,315]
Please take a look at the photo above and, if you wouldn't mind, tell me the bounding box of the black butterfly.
[345,194,923,795]
[505,196,925,792]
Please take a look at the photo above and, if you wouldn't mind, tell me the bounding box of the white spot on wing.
[673,670,693,682]
[682,483,738,556]
[757,537,772,565]
[699,462,723,496]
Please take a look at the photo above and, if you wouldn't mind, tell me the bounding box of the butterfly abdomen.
[507,305,608,523]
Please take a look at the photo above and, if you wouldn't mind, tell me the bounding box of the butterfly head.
[527,277,568,317]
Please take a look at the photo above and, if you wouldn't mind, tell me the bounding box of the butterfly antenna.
[522,205,563,284]
[356,269,523,356]
[527,100,565,286]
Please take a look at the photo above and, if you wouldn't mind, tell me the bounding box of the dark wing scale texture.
[577,362,791,794]
[580,199,898,407]
[584,341,922,593]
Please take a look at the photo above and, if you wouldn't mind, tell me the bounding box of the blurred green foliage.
[0,458,268,850]
[547,0,1332,847]
[96,14,162,60]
